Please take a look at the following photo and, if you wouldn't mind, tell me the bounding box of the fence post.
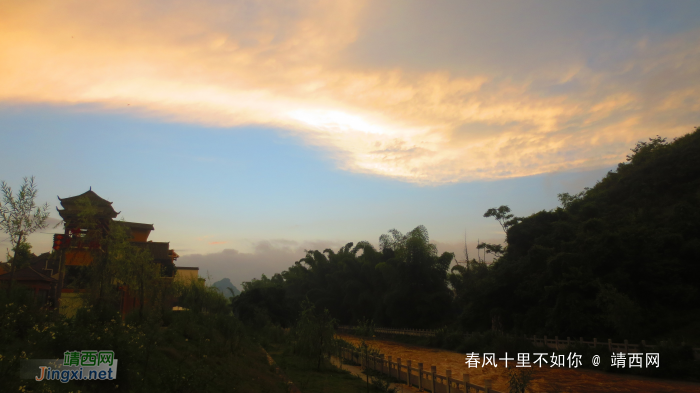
[431,365,437,393]
[446,369,452,393]
[407,360,412,386]
[463,373,470,393]
[418,363,423,390]
[397,358,402,381]
[608,339,612,352]
[484,378,492,393]
[380,354,385,374]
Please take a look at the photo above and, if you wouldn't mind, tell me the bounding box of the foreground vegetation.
[0,274,398,392]
[0,281,291,393]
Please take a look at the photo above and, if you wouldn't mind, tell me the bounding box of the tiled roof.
[57,190,118,220]
[0,253,56,278]
[118,221,155,231]
[28,252,51,268]
[132,242,171,261]
[28,253,57,277]
[0,266,57,282]
[58,190,113,206]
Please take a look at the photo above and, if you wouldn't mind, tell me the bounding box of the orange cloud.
[1,1,699,184]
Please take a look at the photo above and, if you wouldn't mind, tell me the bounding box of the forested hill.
[458,128,700,340]
[234,128,700,342]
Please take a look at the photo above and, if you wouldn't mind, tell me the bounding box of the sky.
[2,1,699,289]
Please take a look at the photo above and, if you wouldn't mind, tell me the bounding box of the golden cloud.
[2,0,699,184]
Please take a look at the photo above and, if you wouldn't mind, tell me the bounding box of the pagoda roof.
[58,189,114,206]
[57,190,119,220]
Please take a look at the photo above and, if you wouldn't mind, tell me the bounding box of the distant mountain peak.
[212,277,240,298]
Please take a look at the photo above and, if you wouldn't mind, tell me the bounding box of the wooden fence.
[340,346,502,393]
[338,326,700,361]
[340,326,437,337]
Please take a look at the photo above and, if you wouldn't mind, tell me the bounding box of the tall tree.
[378,225,453,327]
[478,205,521,262]
[0,176,50,292]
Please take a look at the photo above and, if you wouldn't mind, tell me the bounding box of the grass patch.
[136,337,289,393]
[267,342,387,393]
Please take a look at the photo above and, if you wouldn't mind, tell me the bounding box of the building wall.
[175,268,199,283]
[131,230,151,242]
[65,249,93,266]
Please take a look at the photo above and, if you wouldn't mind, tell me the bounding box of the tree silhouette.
[0,176,49,292]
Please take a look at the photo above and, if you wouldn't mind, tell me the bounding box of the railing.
[346,326,437,337]
[340,347,502,393]
[337,326,700,360]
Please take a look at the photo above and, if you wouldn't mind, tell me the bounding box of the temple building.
[0,189,199,317]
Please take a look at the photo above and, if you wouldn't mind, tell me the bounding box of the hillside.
[454,129,700,340]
